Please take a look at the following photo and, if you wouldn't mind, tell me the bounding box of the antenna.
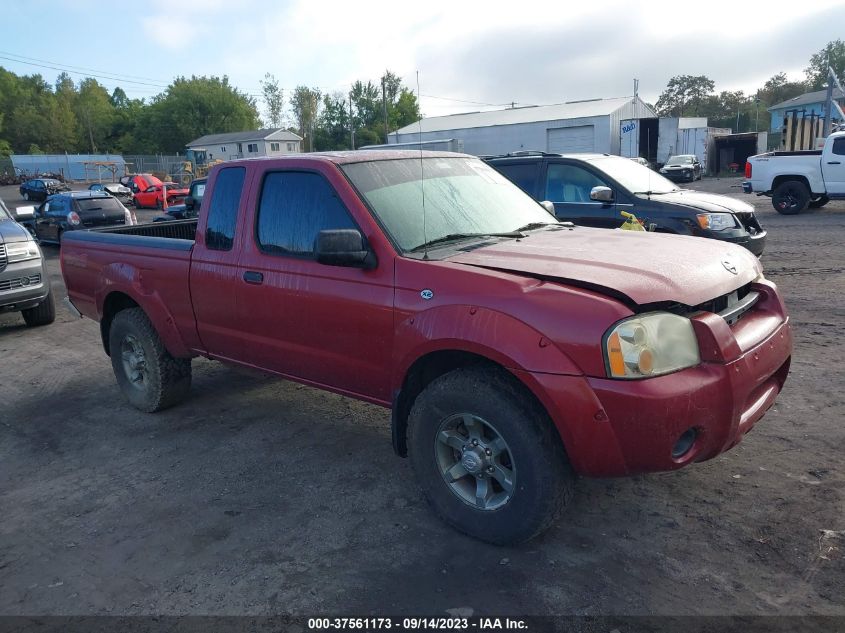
[417,70,428,260]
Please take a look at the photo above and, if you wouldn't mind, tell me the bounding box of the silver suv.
[0,198,55,326]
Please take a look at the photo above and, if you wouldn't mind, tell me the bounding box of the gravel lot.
[0,179,843,617]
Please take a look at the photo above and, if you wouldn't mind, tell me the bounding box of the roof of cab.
[221,149,473,168]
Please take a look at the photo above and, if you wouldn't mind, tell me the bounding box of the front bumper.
[0,257,50,312]
[523,281,792,477]
[724,230,767,257]
[742,181,753,193]
[662,170,694,182]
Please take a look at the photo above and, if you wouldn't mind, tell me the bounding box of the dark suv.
[485,152,766,255]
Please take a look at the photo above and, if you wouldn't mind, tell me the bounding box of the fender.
[392,304,583,394]
[95,262,192,358]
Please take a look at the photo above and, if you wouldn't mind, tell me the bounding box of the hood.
[651,190,755,215]
[0,217,34,243]
[448,227,761,307]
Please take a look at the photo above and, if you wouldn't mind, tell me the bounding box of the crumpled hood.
[0,217,34,243]
[448,227,761,306]
[651,190,755,215]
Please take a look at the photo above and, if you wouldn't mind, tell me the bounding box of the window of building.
[287,143,295,151]
[205,167,246,251]
[237,143,243,153]
[270,142,280,152]
[256,171,357,257]
[221,146,227,152]
[248,143,258,153]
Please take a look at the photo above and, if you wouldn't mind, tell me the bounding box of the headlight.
[696,213,736,231]
[604,312,700,379]
[5,239,41,263]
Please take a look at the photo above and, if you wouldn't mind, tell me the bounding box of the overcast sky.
[1,0,843,121]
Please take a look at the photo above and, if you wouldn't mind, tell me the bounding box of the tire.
[808,195,830,209]
[772,180,810,215]
[23,192,29,201]
[21,287,56,327]
[407,366,574,544]
[109,307,192,413]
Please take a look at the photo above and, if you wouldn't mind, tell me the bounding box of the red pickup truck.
[61,151,792,544]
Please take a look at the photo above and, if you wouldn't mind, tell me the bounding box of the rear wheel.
[22,192,29,201]
[408,366,574,544]
[808,195,830,209]
[772,180,810,215]
[109,307,192,412]
[21,287,56,327]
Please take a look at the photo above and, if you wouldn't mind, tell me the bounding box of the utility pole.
[755,93,760,132]
[349,94,355,150]
[822,66,837,138]
[381,77,389,143]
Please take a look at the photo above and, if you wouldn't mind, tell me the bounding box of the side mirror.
[539,200,556,214]
[316,229,376,269]
[590,186,614,203]
[15,205,36,219]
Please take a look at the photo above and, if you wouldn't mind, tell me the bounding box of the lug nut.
[485,448,492,456]
[472,439,479,446]
[487,466,494,473]
[461,445,467,452]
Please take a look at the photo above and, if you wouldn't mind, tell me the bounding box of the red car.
[62,152,792,544]
[120,174,188,209]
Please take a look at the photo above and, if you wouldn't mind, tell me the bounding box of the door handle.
[827,161,841,165]
[243,271,264,284]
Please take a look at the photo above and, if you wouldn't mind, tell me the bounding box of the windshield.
[342,157,555,252]
[667,156,694,165]
[588,156,679,194]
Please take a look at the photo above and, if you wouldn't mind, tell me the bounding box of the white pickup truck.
[743,130,845,214]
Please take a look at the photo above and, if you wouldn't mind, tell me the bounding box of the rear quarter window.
[490,163,538,196]
[205,167,246,251]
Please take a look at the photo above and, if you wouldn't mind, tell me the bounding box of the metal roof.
[392,97,656,135]
[768,88,845,112]
[186,128,303,147]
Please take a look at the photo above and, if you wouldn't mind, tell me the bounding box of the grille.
[0,273,42,293]
[0,244,6,272]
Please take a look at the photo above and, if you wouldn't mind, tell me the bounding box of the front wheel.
[808,195,830,209]
[109,307,192,412]
[772,180,810,214]
[22,287,56,327]
[408,366,574,544]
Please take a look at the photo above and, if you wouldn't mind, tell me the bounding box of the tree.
[260,73,284,128]
[314,92,350,151]
[141,75,260,153]
[74,78,114,153]
[655,75,715,117]
[805,39,845,90]
[289,86,321,151]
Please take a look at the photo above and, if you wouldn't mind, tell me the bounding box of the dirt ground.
[0,179,843,617]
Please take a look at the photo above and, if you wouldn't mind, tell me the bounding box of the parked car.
[153,177,207,222]
[0,197,55,326]
[19,178,70,202]
[26,191,135,244]
[659,154,703,182]
[89,182,134,205]
[120,174,189,209]
[61,151,791,544]
[485,152,766,255]
[743,130,845,214]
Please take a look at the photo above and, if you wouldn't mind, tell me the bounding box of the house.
[185,129,303,164]
[388,96,658,157]
[767,88,845,133]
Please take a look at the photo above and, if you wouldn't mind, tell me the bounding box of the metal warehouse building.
[388,96,657,156]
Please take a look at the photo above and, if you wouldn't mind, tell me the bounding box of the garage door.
[547,125,595,153]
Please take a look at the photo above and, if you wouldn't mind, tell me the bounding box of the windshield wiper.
[408,231,525,253]
[515,221,557,232]
[632,190,674,196]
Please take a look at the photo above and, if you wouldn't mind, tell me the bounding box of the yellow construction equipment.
[620,211,646,231]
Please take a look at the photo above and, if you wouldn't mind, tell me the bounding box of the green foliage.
[0,64,417,154]
[805,39,845,90]
[655,75,715,117]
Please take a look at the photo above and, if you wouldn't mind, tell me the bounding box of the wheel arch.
[98,289,191,359]
[771,174,811,193]
[391,349,570,461]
